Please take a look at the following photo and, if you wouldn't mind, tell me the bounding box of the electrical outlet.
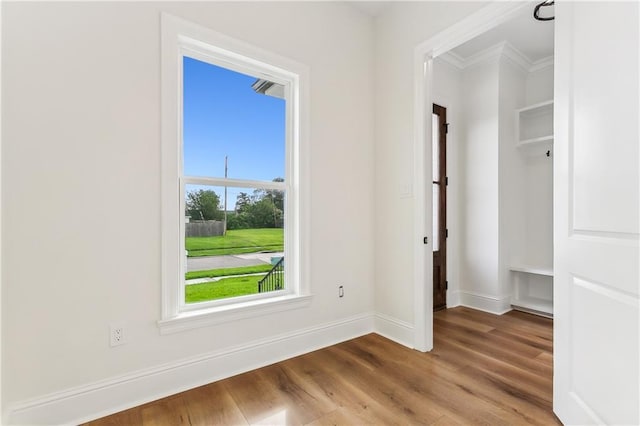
[110,323,126,347]
[339,285,344,298]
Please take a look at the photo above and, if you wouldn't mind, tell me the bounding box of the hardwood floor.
[86,307,559,425]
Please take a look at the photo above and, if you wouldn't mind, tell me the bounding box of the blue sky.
[183,56,285,183]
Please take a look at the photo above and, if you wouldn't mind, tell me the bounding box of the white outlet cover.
[109,322,127,347]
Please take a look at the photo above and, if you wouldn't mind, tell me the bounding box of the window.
[160,14,310,333]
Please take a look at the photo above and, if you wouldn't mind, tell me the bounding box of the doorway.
[419,1,554,349]
[432,104,447,311]
[412,1,555,353]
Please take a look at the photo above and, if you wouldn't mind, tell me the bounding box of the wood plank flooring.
[86,307,559,425]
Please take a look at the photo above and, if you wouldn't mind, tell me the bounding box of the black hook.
[534,1,554,21]
[546,150,551,157]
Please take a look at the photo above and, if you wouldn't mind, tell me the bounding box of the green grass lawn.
[186,228,283,257]
[185,275,263,303]
[185,264,273,280]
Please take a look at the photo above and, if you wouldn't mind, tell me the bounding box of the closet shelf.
[516,99,554,117]
[517,135,553,146]
[509,265,554,277]
[511,99,554,318]
[511,297,554,318]
[516,136,553,156]
[516,100,554,154]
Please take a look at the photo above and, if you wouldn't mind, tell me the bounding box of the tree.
[235,192,252,214]
[245,197,282,228]
[186,189,223,221]
[265,177,284,212]
[226,211,250,230]
[229,178,284,229]
[251,177,284,214]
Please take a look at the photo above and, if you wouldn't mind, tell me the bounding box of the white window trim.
[159,13,311,334]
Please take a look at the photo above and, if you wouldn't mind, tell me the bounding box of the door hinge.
[444,123,450,134]
[446,281,449,290]
[445,176,449,186]
[446,229,449,238]
[423,236,428,245]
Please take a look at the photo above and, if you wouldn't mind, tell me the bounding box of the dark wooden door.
[432,104,447,311]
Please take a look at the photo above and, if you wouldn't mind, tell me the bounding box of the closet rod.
[534,0,554,21]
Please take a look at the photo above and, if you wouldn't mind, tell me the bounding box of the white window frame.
[159,14,311,334]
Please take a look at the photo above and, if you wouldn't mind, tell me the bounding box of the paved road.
[187,252,283,272]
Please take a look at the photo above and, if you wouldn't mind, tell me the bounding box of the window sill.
[157,294,313,335]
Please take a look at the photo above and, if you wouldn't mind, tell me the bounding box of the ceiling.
[346,1,390,17]
[449,6,554,63]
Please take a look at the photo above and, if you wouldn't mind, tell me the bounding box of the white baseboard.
[458,290,512,315]
[7,313,375,425]
[373,313,414,348]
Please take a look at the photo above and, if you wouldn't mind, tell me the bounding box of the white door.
[554,2,639,425]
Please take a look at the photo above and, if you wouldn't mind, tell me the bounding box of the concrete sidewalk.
[186,252,284,272]
[185,272,268,286]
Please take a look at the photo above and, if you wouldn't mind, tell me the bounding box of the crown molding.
[435,41,553,74]
[500,42,533,74]
[529,55,554,72]
[437,50,465,70]
[463,41,509,68]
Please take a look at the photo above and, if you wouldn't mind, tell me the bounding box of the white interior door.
[554,2,639,424]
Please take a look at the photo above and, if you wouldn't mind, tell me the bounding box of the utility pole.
[223,155,228,236]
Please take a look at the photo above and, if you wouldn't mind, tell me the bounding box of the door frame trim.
[411,1,533,351]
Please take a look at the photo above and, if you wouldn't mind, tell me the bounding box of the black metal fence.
[258,257,284,293]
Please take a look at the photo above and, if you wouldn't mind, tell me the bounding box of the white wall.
[458,59,502,310]
[498,57,527,300]
[2,2,374,422]
[373,1,485,331]
[526,64,554,105]
[524,65,554,269]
